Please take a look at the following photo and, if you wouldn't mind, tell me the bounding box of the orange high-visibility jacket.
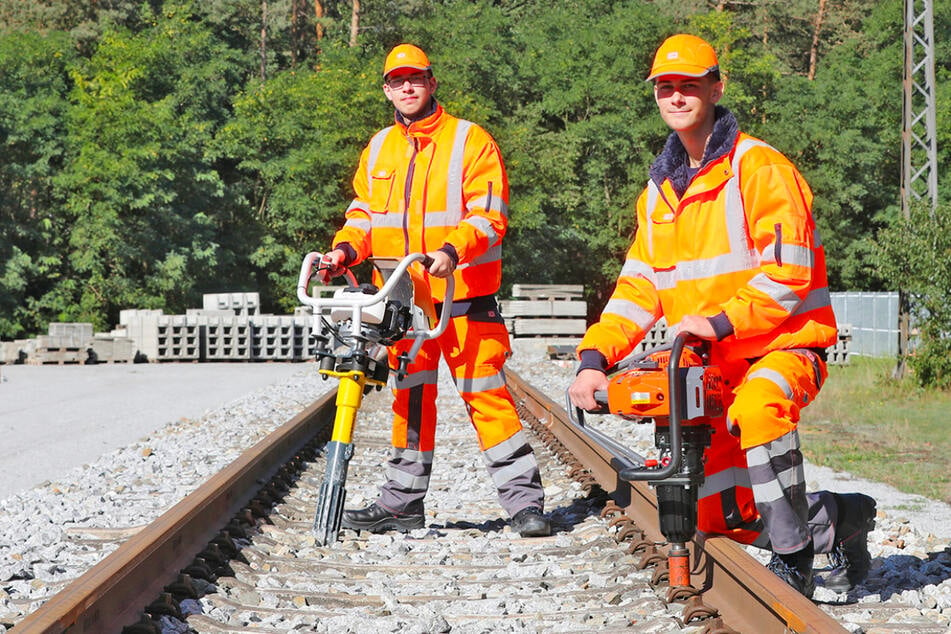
[579,132,837,364]
[332,103,509,301]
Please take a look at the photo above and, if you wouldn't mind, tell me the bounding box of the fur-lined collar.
[649,106,739,197]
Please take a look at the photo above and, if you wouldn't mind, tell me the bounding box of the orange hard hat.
[383,44,431,77]
[646,34,719,81]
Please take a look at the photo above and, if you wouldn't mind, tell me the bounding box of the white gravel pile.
[0,340,950,633]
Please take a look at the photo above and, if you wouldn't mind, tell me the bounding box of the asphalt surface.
[0,362,307,500]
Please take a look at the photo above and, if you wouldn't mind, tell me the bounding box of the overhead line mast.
[897,0,938,376]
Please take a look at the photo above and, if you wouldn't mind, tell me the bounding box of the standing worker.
[320,43,550,538]
[568,34,875,596]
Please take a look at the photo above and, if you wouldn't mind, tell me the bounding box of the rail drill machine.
[569,333,723,589]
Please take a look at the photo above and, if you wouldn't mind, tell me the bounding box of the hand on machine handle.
[423,250,455,278]
[317,249,348,284]
[568,368,609,412]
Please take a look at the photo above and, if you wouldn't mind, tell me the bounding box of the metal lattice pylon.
[901,0,938,214]
[896,0,937,377]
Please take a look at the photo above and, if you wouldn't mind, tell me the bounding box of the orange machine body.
[604,348,725,424]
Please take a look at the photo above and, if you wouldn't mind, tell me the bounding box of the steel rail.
[505,368,847,634]
[14,389,338,634]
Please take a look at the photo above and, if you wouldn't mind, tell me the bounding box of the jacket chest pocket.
[369,168,397,213]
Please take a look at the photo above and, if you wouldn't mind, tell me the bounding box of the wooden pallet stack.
[500,284,588,342]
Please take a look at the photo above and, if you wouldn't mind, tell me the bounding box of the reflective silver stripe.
[619,258,655,281]
[751,476,785,503]
[455,369,505,393]
[763,241,813,268]
[457,244,501,269]
[347,200,370,214]
[370,212,405,229]
[391,446,434,465]
[445,120,473,224]
[463,216,499,246]
[487,453,539,488]
[749,273,802,312]
[365,127,393,197]
[469,194,509,218]
[645,181,659,259]
[747,367,794,399]
[388,368,439,390]
[698,466,751,499]
[662,250,760,284]
[483,430,529,464]
[386,465,430,490]
[792,285,832,315]
[342,217,371,233]
[602,298,656,330]
[422,209,456,228]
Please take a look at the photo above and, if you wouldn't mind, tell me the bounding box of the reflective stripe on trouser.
[696,348,833,552]
[377,315,544,516]
[746,430,810,554]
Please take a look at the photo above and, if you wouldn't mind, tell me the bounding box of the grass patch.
[800,356,951,504]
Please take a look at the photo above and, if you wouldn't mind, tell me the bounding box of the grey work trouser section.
[378,446,433,514]
[745,429,811,554]
[482,430,545,517]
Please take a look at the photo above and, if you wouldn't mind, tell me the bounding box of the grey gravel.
[0,340,949,633]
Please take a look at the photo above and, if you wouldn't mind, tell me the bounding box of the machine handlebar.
[296,251,454,348]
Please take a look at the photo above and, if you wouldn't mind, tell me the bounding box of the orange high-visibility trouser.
[387,315,523,452]
[378,314,544,516]
[697,348,827,548]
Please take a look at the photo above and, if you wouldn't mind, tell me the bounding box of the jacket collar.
[649,106,739,197]
[394,98,443,135]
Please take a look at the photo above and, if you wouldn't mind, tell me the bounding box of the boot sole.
[341,517,424,534]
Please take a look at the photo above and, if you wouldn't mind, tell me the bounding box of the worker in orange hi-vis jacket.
[320,43,550,538]
[568,34,876,597]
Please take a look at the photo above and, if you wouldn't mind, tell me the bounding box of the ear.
[711,79,725,104]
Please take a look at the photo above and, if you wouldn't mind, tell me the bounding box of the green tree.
[875,202,951,388]
[54,2,249,328]
[212,45,384,312]
[0,30,75,338]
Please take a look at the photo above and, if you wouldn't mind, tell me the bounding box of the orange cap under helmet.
[383,44,432,77]
[646,34,719,81]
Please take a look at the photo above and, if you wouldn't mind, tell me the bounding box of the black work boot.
[510,506,551,537]
[341,502,424,534]
[767,544,815,599]
[825,493,876,592]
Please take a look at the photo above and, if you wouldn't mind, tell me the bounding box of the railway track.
[9,365,915,633]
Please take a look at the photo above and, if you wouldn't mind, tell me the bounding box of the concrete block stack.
[155,314,201,361]
[202,292,260,316]
[250,315,311,361]
[201,314,252,361]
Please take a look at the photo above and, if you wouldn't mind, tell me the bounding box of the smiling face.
[383,68,437,119]
[653,74,722,137]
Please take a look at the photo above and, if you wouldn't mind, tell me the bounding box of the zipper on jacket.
[402,135,418,256]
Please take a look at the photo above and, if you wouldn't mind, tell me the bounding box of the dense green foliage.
[875,202,951,388]
[0,0,948,337]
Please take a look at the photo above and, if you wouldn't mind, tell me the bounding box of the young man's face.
[653,74,723,135]
[383,68,437,119]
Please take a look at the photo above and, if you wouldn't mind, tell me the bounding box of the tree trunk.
[350,0,361,47]
[260,0,268,80]
[808,0,828,81]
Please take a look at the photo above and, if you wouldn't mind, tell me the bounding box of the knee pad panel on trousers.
[727,350,823,450]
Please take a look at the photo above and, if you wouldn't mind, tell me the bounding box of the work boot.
[767,548,815,599]
[825,493,876,592]
[340,502,424,534]
[510,506,551,537]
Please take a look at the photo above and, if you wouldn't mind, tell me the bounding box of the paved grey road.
[0,362,307,499]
